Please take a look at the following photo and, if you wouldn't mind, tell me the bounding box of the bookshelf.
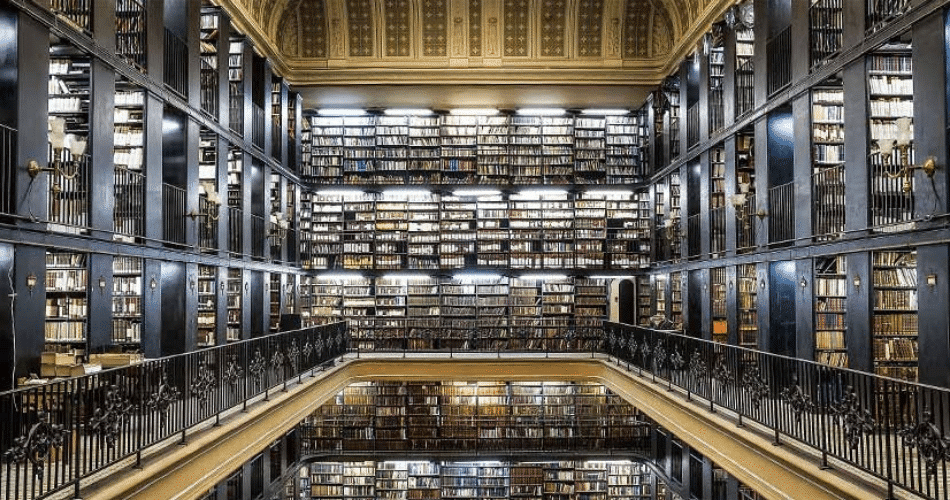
[708,40,725,133]
[200,9,220,117]
[269,273,282,333]
[309,463,344,499]
[226,268,242,341]
[737,264,758,349]
[867,44,914,230]
[668,172,682,260]
[50,0,91,32]
[307,116,345,184]
[509,115,543,185]
[345,463,376,500]
[654,274,667,322]
[271,80,283,159]
[228,38,245,134]
[199,131,219,251]
[375,195,410,270]
[376,115,410,184]
[541,116,574,184]
[197,265,216,347]
[113,80,146,241]
[112,256,142,346]
[812,86,846,241]
[815,256,847,367]
[474,194,508,268]
[872,250,918,381]
[668,91,681,162]
[605,114,643,183]
[710,145,726,257]
[343,193,376,269]
[670,272,683,331]
[735,129,756,252]
[48,40,91,232]
[574,278,607,334]
[636,276,652,327]
[574,116,606,184]
[439,195,476,270]
[116,0,147,70]
[735,28,755,117]
[409,115,442,184]
[45,251,88,349]
[710,267,727,343]
[440,115,478,185]
[809,0,843,69]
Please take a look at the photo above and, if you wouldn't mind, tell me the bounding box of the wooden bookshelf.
[812,86,846,241]
[737,263,758,349]
[735,28,755,118]
[45,251,88,349]
[269,272,281,333]
[197,265,216,347]
[116,0,147,70]
[112,256,142,346]
[670,272,683,331]
[710,145,726,257]
[226,268,242,341]
[814,256,847,367]
[710,267,727,343]
[636,276,652,327]
[113,79,146,241]
[708,41,725,133]
[810,0,843,68]
[872,250,918,381]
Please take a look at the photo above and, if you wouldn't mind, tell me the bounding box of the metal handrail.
[0,322,347,500]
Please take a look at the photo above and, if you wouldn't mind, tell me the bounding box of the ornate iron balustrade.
[766,27,792,97]
[251,104,266,150]
[603,321,950,500]
[768,181,795,245]
[163,29,188,97]
[162,183,187,245]
[0,322,347,500]
[114,166,145,241]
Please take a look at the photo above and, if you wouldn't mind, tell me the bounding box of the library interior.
[2,0,950,499]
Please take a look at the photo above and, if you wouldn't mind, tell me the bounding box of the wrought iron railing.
[736,192,757,252]
[250,213,266,259]
[709,206,725,257]
[199,57,219,118]
[867,0,910,34]
[0,322,347,500]
[686,213,701,259]
[810,0,843,68]
[50,0,91,32]
[709,87,724,134]
[229,86,244,135]
[735,58,755,118]
[686,103,701,148]
[113,166,145,240]
[813,165,845,241]
[197,195,219,251]
[163,29,188,97]
[251,104,266,150]
[47,151,90,232]
[0,124,16,216]
[162,183,187,245]
[228,206,244,255]
[116,0,147,71]
[767,27,792,96]
[871,150,915,230]
[768,181,795,245]
[271,113,283,160]
[602,322,950,500]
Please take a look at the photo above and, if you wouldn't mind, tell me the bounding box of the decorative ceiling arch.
[216,0,734,87]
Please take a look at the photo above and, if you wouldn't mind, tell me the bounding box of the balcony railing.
[709,206,725,258]
[199,57,219,117]
[115,0,146,71]
[736,193,757,252]
[250,213,265,259]
[113,166,145,241]
[228,206,244,255]
[229,85,244,135]
[47,150,90,233]
[867,0,910,34]
[0,124,16,216]
[686,103,701,148]
[709,87,724,134]
[686,213,701,259]
[871,150,915,231]
[51,0,91,32]
[0,323,347,500]
[603,322,950,500]
[735,58,755,118]
[768,181,795,245]
[810,0,843,68]
[163,29,188,97]
[251,104,265,149]
[197,195,219,251]
[162,183,187,245]
[767,27,792,97]
[812,164,845,241]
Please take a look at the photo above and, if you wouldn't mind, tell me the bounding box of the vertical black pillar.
[216,136,229,255]
[250,270,264,338]
[725,265,738,346]
[142,258,162,358]
[755,262,769,351]
[160,260,187,355]
[184,117,199,247]
[216,266,228,346]
[698,153,710,258]
[187,0,201,109]
[753,117,768,248]
[14,245,46,380]
[752,0,769,110]
[723,135,737,254]
[16,11,49,224]
[913,12,949,222]
[698,268,711,341]
[842,59,869,234]
[87,254,113,353]
[89,60,115,237]
[0,243,14,390]
[796,258,814,360]
[789,0,809,77]
[144,93,165,246]
[846,251,872,372]
[792,94,812,246]
[917,244,950,388]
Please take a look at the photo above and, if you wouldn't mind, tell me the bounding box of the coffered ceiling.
[216,0,732,104]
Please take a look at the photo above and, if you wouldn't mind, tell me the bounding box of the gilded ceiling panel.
[384,0,412,56]
[347,0,375,56]
[421,0,448,56]
[469,0,482,57]
[577,0,604,57]
[539,0,568,57]
[503,0,530,57]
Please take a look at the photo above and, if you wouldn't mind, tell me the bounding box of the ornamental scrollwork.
[288,340,301,372]
[899,410,950,477]
[741,364,769,411]
[712,355,734,387]
[2,410,68,480]
[302,340,314,360]
[779,379,813,425]
[146,370,181,429]
[653,340,666,372]
[668,349,685,371]
[190,357,217,409]
[249,348,267,385]
[88,384,133,448]
[831,387,874,451]
[271,348,285,373]
[222,354,244,393]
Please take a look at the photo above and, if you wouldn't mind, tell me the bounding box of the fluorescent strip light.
[318,272,364,281]
[381,273,433,282]
[454,272,502,282]
[317,108,366,116]
[382,188,432,198]
[317,189,366,197]
[587,275,634,280]
[384,108,433,116]
[583,189,633,198]
[519,273,568,281]
[581,108,630,115]
[453,188,502,197]
[449,108,499,115]
[517,108,566,116]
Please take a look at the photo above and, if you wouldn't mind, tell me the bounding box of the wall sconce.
[25,273,37,295]
[853,275,861,290]
[730,188,767,226]
[149,276,158,292]
[186,185,222,229]
[728,279,734,289]
[876,117,937,193]
[800,276,808,288]
[28,117,86,179]
[98,275,107,294]
[268,211,289,241]
[927,274,937,289]
[189,278,196,291]
[759,278,766,290]
[663,218,682,241]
